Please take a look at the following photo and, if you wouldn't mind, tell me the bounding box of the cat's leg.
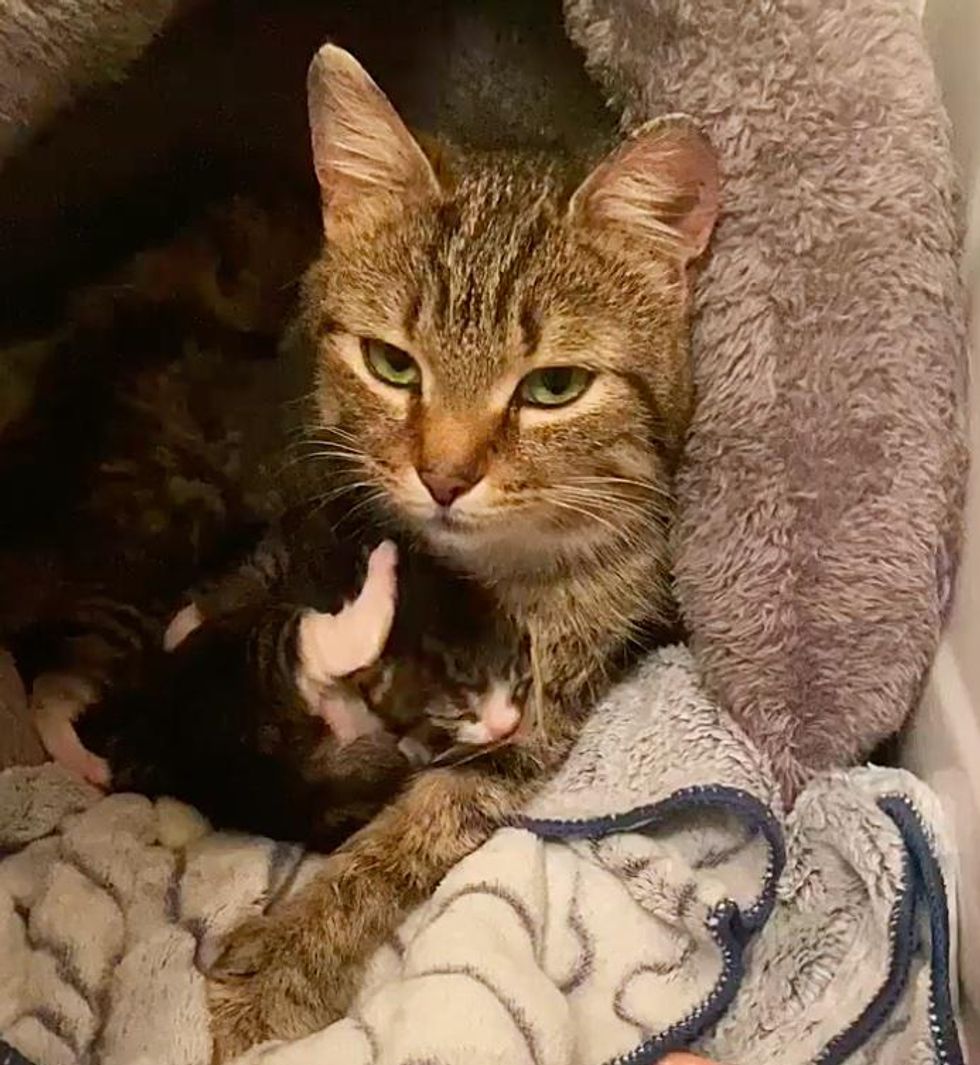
[294,540,398,703]
[31,672,110,788]
[208,763,532,1057]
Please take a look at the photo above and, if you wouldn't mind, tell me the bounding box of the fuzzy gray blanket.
[0,647,964,1065]
[0,0,182,166]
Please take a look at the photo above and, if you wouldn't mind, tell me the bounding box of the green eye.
[362,338,421,389]
[518,366,595,408]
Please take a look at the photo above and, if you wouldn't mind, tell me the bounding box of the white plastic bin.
[906,0,980,1057]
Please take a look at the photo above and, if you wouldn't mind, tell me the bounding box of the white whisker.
[564,474,675,503]
[541,495,621,538]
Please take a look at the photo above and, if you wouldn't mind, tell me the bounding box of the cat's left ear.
[569,116,719,265]
[307,44,441,239]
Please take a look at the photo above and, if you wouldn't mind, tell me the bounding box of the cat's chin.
[416,513,591,576]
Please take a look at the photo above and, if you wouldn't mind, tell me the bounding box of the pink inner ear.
[631,126,720,261]
[575,118,720,265]
[670,145,719,260]
[306,44,440,238]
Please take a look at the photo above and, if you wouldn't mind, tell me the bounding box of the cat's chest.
[501,579,644,705]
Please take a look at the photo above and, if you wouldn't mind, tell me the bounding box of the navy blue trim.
[522,785,785,931]
[522,785,786,1065]
[813,842,917,1065]
[810,795,966,1065]
[609,898,747,1065]
[0,1040,37,1065]
[524,784,965,1065]
[880,796,966,1065]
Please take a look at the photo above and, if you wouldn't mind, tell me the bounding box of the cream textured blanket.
[0,647,964,1065]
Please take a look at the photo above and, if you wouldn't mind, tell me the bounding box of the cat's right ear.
[569,116,720,267]
[307,44,440,239]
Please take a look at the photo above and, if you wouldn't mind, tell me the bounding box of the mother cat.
[210,43,719,1055]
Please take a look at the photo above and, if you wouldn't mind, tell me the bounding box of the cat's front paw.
[207,910,343,1060]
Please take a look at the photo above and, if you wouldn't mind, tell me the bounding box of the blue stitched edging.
[521,785,785,1065]
[0,1040,37,1065]
[811,794,966,1065]
[522,785,965,1065]
[522,785,785,931]
[879,796,966,1065]
[609,897,747,1065]
[812,839,917,1065]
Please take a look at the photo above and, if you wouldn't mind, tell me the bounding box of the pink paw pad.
[39,715,111,789]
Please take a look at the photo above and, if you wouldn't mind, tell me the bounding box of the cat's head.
[299,45,718,577]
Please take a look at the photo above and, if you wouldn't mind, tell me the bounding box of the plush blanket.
[0,647,964,1065]
[0,0,183,166]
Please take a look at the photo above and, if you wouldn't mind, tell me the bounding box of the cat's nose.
[417,468,476,507]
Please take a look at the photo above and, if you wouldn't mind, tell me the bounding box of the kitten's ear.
[307,44,440,237]
[569,116,719,265]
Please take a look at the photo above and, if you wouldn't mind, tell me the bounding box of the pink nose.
[418,469,476,507]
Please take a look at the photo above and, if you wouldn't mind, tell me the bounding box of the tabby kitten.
[209,44,719,1056]
[77,499,529,849]
[1,198,317,785]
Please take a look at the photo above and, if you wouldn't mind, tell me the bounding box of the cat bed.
[0,647,965,1065]
[0,0,970,1061]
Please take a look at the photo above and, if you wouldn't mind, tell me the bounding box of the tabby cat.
[207,43,719,1057]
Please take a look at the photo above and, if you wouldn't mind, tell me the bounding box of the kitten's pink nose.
[417,468,476,507]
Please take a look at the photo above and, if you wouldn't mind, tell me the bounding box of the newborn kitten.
[0,198,318,786]
[184,496,531,757]
[75,501,529,849]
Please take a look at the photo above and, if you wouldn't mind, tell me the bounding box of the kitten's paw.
[42,723,111,789]
[316,688,384,744]
[32,678,111,790]
[297,540,398,683]
[66,746,111,789]
[163,602,204,651]
[344,539,398,664]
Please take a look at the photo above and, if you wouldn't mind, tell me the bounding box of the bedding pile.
[0,647,964,1065]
